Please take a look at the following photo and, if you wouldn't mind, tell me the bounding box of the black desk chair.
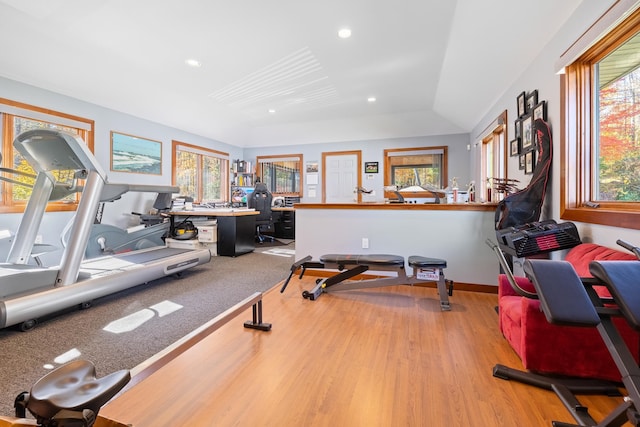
[247,183,275,243]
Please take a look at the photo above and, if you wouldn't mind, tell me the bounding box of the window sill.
[561,207,640,230]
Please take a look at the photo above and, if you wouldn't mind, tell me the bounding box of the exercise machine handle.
[280,255,312,293]
[616,239,640,259]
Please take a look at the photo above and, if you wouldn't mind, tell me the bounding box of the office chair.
[247,183,275,243]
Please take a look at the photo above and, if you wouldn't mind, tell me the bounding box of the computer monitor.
[231,186,255,206]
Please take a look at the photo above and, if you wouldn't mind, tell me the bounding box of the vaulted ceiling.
[0,0,584,147]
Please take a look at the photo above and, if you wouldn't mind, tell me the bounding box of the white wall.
[295,207,498,286]
[470,0,640,252]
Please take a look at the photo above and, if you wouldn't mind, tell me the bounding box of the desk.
[169,209,258,257]
[271,207,295,239]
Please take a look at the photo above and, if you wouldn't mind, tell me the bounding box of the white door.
[323,152,360,203]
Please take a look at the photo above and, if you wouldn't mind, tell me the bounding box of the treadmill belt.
[81,247,195,273]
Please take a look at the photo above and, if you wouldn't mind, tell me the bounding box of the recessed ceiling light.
[338,28,352,39]
[185,59,201,67]
[367,97,377,103]
[268,108,276,114]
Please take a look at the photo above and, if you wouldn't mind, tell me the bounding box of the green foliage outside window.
[174,145,228,203]
[9,116,80,202]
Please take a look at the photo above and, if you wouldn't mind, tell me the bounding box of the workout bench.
[280,254,454,311]
[514,258,640,426]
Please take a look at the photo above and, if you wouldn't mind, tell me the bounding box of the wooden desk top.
[169,209,259,217]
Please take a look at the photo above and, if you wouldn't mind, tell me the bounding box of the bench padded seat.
[319,254,405,267]
[408,256,447,269]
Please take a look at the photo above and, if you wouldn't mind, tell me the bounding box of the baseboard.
[303,269,498,294]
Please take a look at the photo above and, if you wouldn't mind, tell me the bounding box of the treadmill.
[0,129,211,330]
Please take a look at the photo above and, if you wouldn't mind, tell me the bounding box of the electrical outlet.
[362,238,369,249]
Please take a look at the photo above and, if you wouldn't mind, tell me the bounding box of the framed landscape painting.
[110,131,162,175]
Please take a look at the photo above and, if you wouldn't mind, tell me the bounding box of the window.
[172,141,229,203]
[0,98,94,213]
[256,154,303,196]
[478,111,507,202]
[562,7,640,229]
[383,147,448,197]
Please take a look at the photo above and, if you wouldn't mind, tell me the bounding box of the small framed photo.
[514,119,522,139]
[521,114,534,151]
[517,92,526,118]
[533,100,547,121]
[526,90,538,114]
[364,162,379,173]
[524,150,536,174]
[519,154,525,170]
[509,138,520,157]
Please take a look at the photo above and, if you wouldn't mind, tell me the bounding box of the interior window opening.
[256,155,303,197]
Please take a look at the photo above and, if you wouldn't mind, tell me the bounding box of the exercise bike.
[83,191,174,259]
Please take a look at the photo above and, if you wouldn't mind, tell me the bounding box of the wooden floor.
[101,276,628,426]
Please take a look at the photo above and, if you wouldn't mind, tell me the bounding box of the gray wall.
[3,0,640,262]
[469,0,640,250]
[243,133,470,203]
[0,77,244,264]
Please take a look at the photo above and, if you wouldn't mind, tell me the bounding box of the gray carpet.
[0,242,295,418]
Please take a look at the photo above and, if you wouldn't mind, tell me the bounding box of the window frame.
[383,146,448,199]
[255,154,303,197]
[478,110,508,203]
[0,98,94,214]
[561,7,640,230]
[171,140,229,203]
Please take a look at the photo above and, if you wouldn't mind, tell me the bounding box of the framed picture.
[519,154,525,170]
[514,119,522,139]
[526,90,538,114]
[533,100,547,121]
[110,131,162,175]
[524,150,536,174]
[517,92,526,118]
[521,114,534,151]
[509,139,520,157]
[364,161,379,173]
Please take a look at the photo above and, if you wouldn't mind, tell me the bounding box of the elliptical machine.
[84,191,174,259]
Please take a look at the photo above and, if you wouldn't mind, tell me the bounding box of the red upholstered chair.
[497,243,639,381]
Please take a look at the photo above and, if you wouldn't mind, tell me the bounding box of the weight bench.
[512,258,640,426]
[280,254,453,311]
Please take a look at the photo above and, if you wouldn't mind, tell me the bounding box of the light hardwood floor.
[101,276,628,426]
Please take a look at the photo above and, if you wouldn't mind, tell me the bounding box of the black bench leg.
[437,271,451,311]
